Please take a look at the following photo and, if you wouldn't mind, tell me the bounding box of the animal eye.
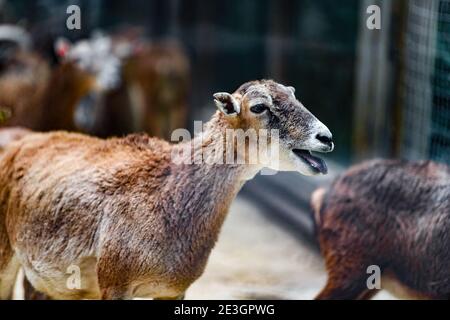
[250,104,268,114]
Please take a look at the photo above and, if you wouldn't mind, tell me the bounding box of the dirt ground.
[13,196,394,300]
[188,196,394,300]
[188,197,324,300]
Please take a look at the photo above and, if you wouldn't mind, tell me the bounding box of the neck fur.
[167,112,262,251]
[175,111,262,181]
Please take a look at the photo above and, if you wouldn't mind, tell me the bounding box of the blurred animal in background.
[0,24,31,63]
[0,25,105,132]
[0,25,52,130]
[60,30,190,138]
[52,33,132,136]
[311,159,450,300]
[121,39,190,139]
[0,26,190,139]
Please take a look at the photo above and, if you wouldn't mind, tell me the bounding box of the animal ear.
[213,92,240,116]
[287,86,296,95]
[54,37,72,59]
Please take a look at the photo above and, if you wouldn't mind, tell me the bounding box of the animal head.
[54,33,125,132]
[55,34,123,90]
[213,79,334,176]
[0,25,31,71]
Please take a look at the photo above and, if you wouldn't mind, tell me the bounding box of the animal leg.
[23,276,52,300]
[0,243,20,299]
[316,234,380,299]
[154,293,185,300]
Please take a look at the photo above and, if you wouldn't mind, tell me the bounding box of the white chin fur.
[269,149,320,176]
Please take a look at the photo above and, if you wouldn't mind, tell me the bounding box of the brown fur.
[121,42,190,139]
[0,79,333,299]
[312,159,450,300]
[0,39,189,139]
[0,127,32,150]
[0,50,95,132]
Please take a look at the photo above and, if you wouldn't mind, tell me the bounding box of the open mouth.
[292,149,328,174]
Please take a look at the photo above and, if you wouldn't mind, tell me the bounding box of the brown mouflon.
[0,79,333,299]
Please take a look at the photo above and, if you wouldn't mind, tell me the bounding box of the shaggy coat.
[0,115,246,299]
[0,79,334,299]
[312,159,450,300]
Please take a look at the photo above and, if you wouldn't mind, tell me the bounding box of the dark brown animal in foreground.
[311,159,450,300]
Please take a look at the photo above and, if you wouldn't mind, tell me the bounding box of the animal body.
[311,159,450,300]
[0,79,333,299]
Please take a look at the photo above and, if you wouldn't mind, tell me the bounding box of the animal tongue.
[293,150,328,174]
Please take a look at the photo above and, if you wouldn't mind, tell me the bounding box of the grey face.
[214,79,334,176]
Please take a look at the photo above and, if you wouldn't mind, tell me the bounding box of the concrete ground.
[187,196,394,300]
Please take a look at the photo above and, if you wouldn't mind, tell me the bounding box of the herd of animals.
[0,24,448,300]
[0,25,190,139]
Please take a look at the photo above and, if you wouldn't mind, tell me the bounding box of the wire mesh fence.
[401,0,450,164]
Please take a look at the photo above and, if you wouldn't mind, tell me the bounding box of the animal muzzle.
[309,122,334,153]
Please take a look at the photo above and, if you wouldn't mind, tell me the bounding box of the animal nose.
[315,132,334,151]
[316,133,333,145]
